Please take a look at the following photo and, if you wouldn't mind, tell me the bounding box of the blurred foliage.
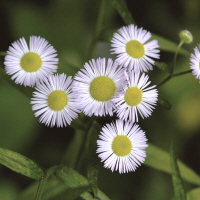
[1,0,200,200]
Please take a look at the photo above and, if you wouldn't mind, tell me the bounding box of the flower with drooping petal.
[73,58,126,117]
[4,36,58,87]
[111,24,160,72]
[97,119,148,173]
[31,73,80,127]
[113,71,158,123]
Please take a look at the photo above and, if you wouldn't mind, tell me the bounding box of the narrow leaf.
[56,166,90,188]
[107,0,135,25]
[16,176,68,200]
[158,96,172,110]
[151,34,190,56]
[170,143,186,200]
[0,147,44,180]
[155,61,172,74]
[48,185,92,200]
[55,166,110,200]
[187,187,200,200]
[144,143,200,186]
[35,166,57,200]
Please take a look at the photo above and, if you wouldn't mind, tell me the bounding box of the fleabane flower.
[113,71,158,123]
[4,36,58,87]
[73,58,125,117]
[111,24,160,72]
[31,73,80,127]
[97,119,148,173]
[190,44,200,80]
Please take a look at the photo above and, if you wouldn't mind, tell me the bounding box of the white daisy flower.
[190,44,200,80]
[113,71,158,123]
[31,73,80,127]
[111,24,160,72]
[4,36,58,87]
[73,58,126,117]
[97,119,148,173]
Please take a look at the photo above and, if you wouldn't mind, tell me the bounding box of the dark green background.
[0,0,200,199]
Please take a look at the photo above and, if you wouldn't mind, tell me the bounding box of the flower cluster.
[5,24,196,174]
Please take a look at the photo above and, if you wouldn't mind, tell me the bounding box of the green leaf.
[170,143,186,200]
[187,187,200,200]
[144,143,200,186]
[55,166,91,191]
[158,96,172,110]
[47,185,92,200]
[0,147,44,180]
[16,176,68,200]
[155,61,172,74]
[151,34,190,56]
[35,166,58,200]
[55,166,110,200]
[106,0,135,25]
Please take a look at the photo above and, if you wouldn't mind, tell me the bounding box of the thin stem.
[157,69,192,88]
[87,0,106,60]
[173,69,192,77]
[171,41,184,77]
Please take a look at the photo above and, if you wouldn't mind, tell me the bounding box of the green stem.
[173,69,192,77]
[87,0,106,60]
[171,41,184,77]
[34,166,57,200]
[157,69,192,88]
[76,117,97,171]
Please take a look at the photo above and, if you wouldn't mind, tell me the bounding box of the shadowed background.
[0,0,200,199]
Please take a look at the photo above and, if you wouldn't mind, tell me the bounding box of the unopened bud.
[179,30,193,44]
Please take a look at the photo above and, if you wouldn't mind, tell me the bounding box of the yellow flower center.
[20,52,42,72]
[48,90,68,111]
[126,40,145,58]
[90,76,116,101]
[124,87,143,106]
[112,135,132,156]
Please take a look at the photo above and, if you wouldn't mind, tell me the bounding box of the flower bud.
[179,30,193,44]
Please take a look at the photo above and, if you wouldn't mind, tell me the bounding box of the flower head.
[73,58,125,117]
[179,30,193,44]
[111,24,160,72]
[113,71,158,123]
[31,73,80,127]
[97,119,148,173]
[4,36,58,87]
[190,44,200,80]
